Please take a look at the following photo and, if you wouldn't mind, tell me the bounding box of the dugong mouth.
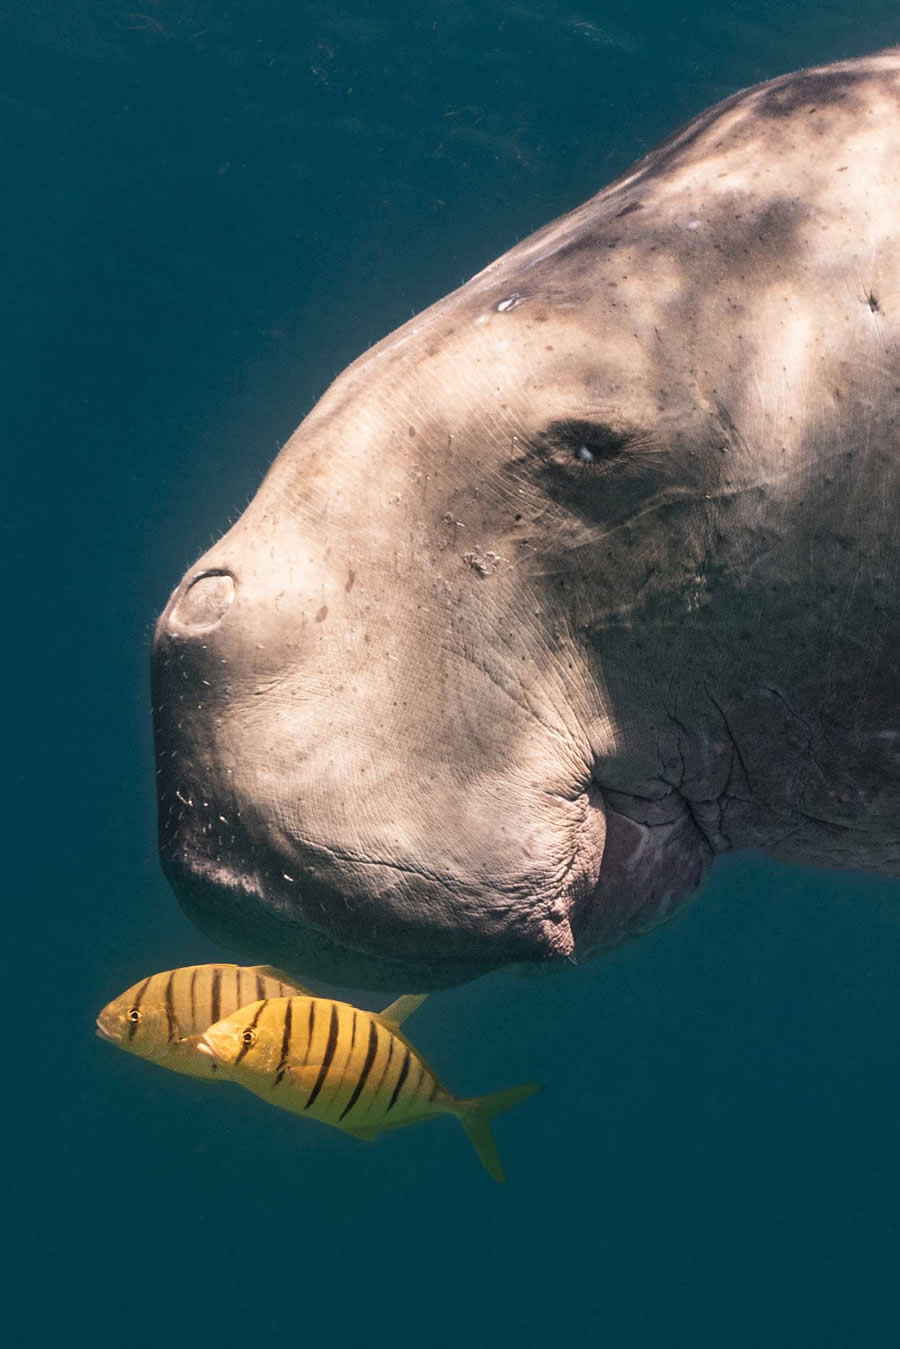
[161,839,536,991]
[160,779,714,991]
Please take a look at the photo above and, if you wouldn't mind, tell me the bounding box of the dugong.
[152,49,899,989]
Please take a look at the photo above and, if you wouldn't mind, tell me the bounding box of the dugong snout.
[151,542,617,989]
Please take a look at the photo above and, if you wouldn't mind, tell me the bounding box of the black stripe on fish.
[304,1003,339,1111]
[164,970,178,1043]
[339,1020,378,1121]
[273,999,293,1088]
[350,1012,357,1051]
[189,968,198,1027]
[372,1033,394,1105]
[304,999,316,1063]
[210,968,222,1026]
[256,972,266,1002]
[128,976,153,1041]
[386,1046,411,1114]
[234,1000,268,1065]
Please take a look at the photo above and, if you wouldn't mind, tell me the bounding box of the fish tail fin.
[455,1082,542,1183]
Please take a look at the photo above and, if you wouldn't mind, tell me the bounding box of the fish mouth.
[95,1019,115,1043]
[195,1037,215,1059]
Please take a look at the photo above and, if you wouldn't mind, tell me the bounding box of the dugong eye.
[537,419,633,473]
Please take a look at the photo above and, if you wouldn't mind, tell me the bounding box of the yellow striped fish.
[96,963,311,1080]
[198,995,541,1182]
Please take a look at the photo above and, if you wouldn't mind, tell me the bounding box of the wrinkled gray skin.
[153,50,899,990]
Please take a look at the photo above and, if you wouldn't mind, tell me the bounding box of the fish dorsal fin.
[247,965,312,996]
[375,993,428,1028]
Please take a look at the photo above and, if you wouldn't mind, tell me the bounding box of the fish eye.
[127,1007,142,1024]
[240,1028,257,1047]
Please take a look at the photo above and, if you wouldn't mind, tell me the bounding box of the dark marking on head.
[128,976,152,1041]
[273,998,293,1087]
[543,63,877,247]
[234,999,268,1066]
[315,605,328,622]
[753,69,864,119]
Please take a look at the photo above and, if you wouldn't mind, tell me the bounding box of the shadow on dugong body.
[153,49,899,990]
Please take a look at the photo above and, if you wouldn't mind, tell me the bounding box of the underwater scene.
[8,2,900,1346]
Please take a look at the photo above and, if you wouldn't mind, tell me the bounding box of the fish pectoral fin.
[149,1033,198,1061]
[375,994,428,1028]
[176,1033,203,1053]
[282,1064,328,1088]
[247,965,313,996]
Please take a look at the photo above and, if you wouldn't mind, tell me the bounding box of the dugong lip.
[162,841,545,992]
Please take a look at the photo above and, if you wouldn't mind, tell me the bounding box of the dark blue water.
[7,4,900,1346]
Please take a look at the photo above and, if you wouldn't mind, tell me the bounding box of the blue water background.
[7,4,900,1346]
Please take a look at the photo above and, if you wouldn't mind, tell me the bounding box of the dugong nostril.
[169,570,236,632]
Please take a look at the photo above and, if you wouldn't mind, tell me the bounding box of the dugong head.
[152,53,900,987]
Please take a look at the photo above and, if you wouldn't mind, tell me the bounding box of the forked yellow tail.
[455,1082,542,1183]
